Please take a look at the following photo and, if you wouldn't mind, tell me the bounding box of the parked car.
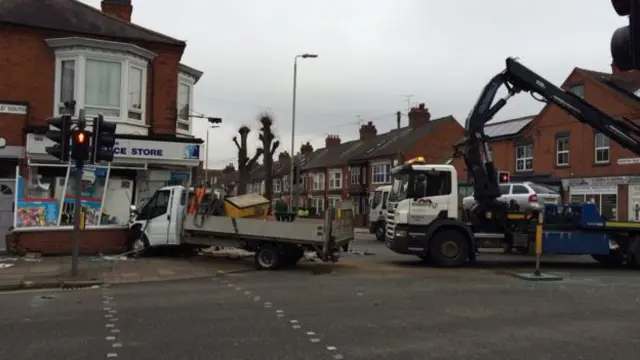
[462,182,560,212]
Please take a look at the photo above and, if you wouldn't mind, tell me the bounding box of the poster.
[15,200,59,228]
[61,198,102,226]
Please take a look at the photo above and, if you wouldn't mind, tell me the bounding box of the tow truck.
[384,57,640,268]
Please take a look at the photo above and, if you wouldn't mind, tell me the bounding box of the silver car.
[463,182,561,211]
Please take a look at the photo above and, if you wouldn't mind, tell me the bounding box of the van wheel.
[254,244,281,270]
[375,222,386,241]
[428,229,469,267]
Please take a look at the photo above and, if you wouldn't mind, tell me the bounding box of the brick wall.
[7,228,129,255]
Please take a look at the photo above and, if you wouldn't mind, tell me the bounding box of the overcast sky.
[82,0,627,169]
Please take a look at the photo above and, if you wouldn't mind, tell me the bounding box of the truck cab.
[385,157,475,266]
[368,185,391,241]
[129,185,187,250]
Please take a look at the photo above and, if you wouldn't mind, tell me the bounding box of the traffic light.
[91,114,117,163]
[498,171,510,183]
[45,115,71,162]
[71,127,90,161]
[611,0,640,70]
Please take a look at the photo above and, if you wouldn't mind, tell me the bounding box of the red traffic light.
[498,171,510,183]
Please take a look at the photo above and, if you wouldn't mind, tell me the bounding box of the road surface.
[2,259,640,360]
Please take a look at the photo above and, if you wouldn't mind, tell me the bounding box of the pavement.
[0,251,257,291]
[1,264,639,359]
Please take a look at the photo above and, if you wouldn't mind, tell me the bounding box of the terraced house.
[242,103,465,226]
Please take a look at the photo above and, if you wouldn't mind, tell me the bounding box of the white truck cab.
[368,185,391,241]
[385,157,475,266]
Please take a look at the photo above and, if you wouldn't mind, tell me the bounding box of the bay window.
[176,64,203,136]
[47,37,154,127]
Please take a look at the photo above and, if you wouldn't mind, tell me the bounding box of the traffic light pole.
[71,160,83,276]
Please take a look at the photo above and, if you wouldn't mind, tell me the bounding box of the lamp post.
[289,53,318,211]
[192,116,222,185]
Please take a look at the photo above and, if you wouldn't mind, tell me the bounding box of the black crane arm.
[455,57,640,219]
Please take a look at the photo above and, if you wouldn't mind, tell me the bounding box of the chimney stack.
[325,135,341,148]
[101,0,133,22]
[359,121,377,140]
[222,163,235,174]
[408,103,431,128]
[278,151,291,163]
[300,142,314,155]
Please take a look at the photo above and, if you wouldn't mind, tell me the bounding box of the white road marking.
[106,336,116,341]
[110,329,120,333]
[310,338,321,343]
[292,325,301,329]
[112,343,123,348]
[306,331,315,336]
[106,353,118,357]
[326,346,337,351]
[106,324,114,328]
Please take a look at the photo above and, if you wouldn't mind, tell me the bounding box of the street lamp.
[289,53,318,211]
[196,116,222,184]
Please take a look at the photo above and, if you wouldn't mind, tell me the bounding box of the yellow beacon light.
[405,156,426,165]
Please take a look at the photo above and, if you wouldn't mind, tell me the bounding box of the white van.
[368,185,391,241]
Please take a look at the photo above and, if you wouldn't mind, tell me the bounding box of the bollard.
[511,209,562,281]
[534,210,543,276]
[79,210,86,230]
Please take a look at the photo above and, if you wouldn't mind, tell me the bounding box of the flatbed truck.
[384,57,640,268]
[128,185,355,270]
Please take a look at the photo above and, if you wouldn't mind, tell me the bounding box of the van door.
[368,190,383,223]
[166,188,187,245]
[136,189,172,246]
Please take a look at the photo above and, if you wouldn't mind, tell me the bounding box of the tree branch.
[270,140,280,156]
[247,149,263,170]
[233,137,240,150]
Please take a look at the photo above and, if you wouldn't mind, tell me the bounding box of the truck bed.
[182,203,354,247]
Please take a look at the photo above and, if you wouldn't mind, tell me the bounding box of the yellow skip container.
[224,193,270,218]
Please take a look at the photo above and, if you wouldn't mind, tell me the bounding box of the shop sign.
[26,134,201,161]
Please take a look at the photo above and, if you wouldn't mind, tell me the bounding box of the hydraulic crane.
[455,57,640,228]
[384,57,640,267]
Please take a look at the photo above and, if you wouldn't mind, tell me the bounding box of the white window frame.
[350,167,361,185]
[371,162,391,184]
[515,144,533,172]
[273,179,281,193]
[49,39,151,128]
[329,170,342,189]
[176,75,194,135]
[313,173,325,191]
[247,183,253,193]
[312,197,325,212]
[594,132,610,164]
[556,136,570,166]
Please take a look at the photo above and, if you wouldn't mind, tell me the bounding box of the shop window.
[15,165,137,229]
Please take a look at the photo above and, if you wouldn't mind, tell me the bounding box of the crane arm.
[455,57,640,219]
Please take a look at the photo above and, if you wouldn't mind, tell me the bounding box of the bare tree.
[257,112,280,202]
[233,126,262,195]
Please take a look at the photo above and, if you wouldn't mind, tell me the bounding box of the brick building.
[453,65,640,221]
[1,0,204,253]
[232,103,464,226]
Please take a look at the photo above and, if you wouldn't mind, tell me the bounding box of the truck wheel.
[375,222,386,242]
[591,253,624,268]
[254,245,281,270]
[428,229,469,267]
